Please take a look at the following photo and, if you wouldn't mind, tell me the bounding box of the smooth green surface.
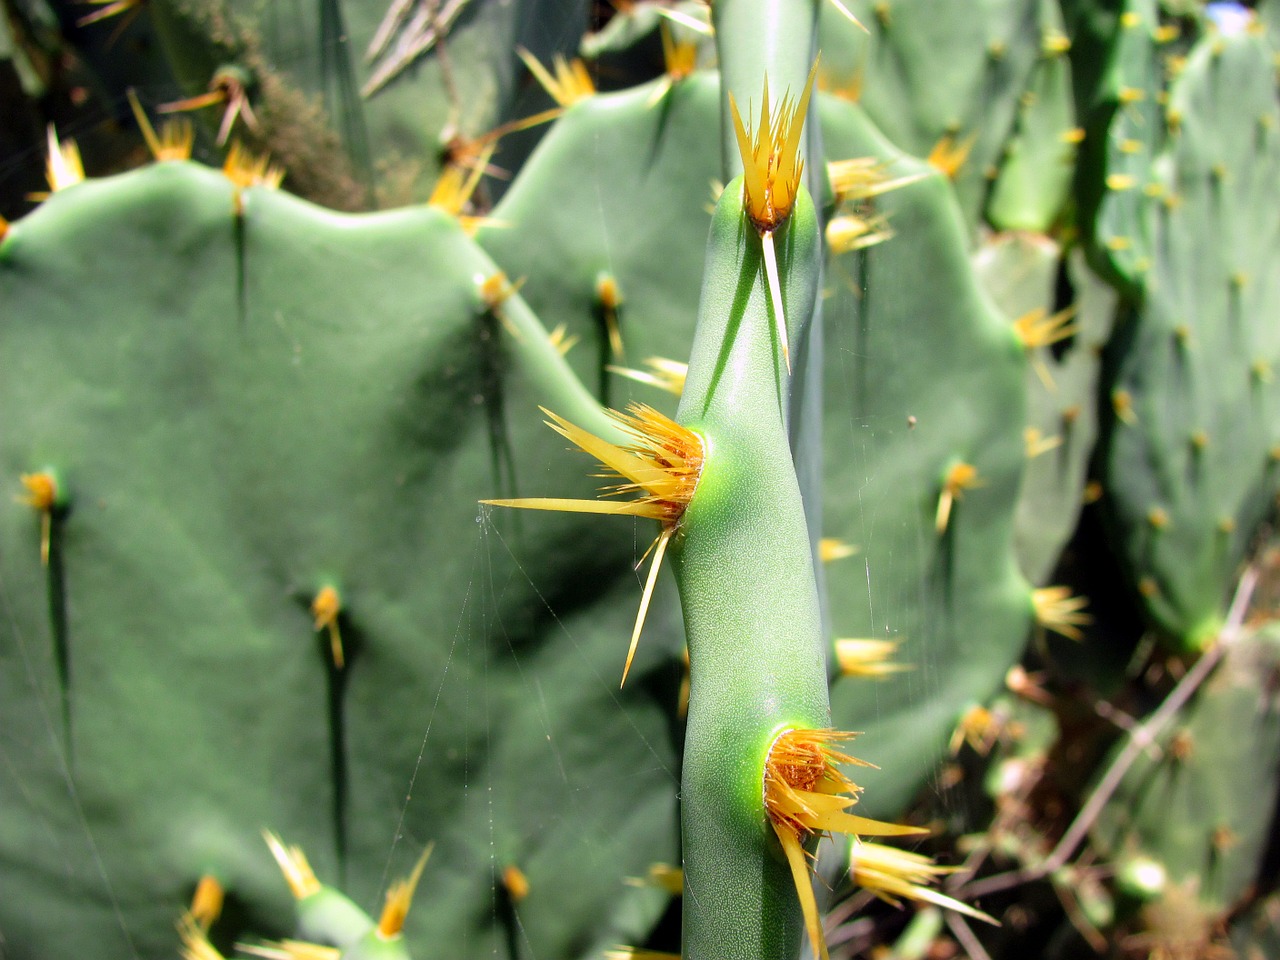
[674,181,826,960]
[0,163,677,960]
[819,95,1034,818]
[818,0,1058,235]
[972,235,1116,584]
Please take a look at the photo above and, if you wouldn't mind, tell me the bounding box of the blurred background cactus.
[2,1,1279,959]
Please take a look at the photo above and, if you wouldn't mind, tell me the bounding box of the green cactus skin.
[972,235,1117,585]
[673,179,825,960]
[986,0,1079,234]
[818,93,1034,819]
[0,162,676,959]
[817,0,1069,235]
[1095,22,1280,649]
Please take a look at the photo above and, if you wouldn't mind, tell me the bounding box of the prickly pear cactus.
[1092,11,1280,649]
[0,163,678,959]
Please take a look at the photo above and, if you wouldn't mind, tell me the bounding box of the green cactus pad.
[0,162,677,959]
[1097,27,1280,648]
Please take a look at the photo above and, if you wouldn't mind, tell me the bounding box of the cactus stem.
[377,842,433,939]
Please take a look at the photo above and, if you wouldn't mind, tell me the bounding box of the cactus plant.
[3,2,1280,959]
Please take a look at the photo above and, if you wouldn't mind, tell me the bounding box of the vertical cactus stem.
[311,585,344,670]
[481,405,705,686]
[762,728,928,960]
[728,58,820,375]
[376,842,433,939]
[18,470,63,565]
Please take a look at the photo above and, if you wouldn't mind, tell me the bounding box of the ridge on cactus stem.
[729,58,820,372]
[482,405,704,686]
[763,728,927,960]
